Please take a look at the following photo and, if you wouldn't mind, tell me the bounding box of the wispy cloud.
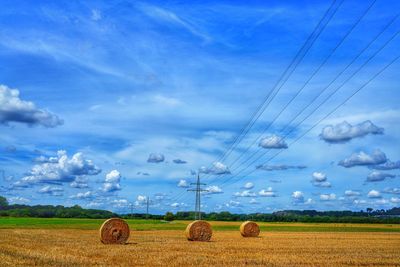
[0,36,127,78]
[136,3,211,42]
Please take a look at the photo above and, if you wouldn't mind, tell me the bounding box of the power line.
[190,1,379,201]
[217,0,376,175]
[170,2,396,208]
[200,0,343,181]
[210,10,398,190]
[216,27,400,190]
[169,0,343,205]
[217,50,400,191]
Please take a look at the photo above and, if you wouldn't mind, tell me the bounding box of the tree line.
[1,196,399,223]
[160,209,400,224]
[0,196,115,218]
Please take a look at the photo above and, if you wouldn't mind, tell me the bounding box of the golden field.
[1,228,399,266]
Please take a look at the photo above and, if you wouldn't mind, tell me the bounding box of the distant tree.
[0,198,399,223]
[0,196,8,209]
[164,212,175,221]
[366,208,373,215]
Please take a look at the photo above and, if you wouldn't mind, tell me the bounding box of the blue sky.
[1,0,399,214]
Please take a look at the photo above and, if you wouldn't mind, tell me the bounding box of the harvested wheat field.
[0,228,399,266]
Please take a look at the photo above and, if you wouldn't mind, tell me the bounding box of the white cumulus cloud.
[366,171,396,182]
[225,200,241,208]
[367,190,381,198]
[320,120,383,143]
[259,187,276,197]
[258,135,288,149]
[171,202,180,208]
[147,153,165,163]
[135,195,148,206]
[249,198,259,204]
[312,172,327,182]
[204,185,223,194]
[311,172,331,187]
[8,196,30,204]
[0,84,63,127]
[177,179,189,188]
[314,181,332,188]
[38,185,63,196]
[70,191,93,199]
[16,150,101,186]
[102,170,121,192]
[338,150,387,168]
[234,190,256,197]
[292,191,304,203]
[199,162,230,175]
[112,199,129,208]
[70,177,89,188]
[371,160,400,170]
[320,193,336,201]
[243,182,254,189]
[383,187,400,195]
[390,197,400,203]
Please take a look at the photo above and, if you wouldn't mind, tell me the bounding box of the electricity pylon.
[187,174,208,220]
[146,196,150,219]
[129,203,134,218]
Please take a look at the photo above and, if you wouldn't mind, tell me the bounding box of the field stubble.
[0,229,399,266]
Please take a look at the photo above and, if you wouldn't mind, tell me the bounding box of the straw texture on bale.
[185,220,212,241]
[99,218,130,244]
[240,221,260,237]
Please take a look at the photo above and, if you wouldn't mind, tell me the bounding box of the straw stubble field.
[0,219,399,266]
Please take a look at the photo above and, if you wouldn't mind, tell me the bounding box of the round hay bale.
[99,218,130,244]
[185,220,212,241]
[240,221,260,237]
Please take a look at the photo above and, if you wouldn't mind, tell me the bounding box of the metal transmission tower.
[187,174,208,220]
[146,196,150,219]
[129,203,134,218]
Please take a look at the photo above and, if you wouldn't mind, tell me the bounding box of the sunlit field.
[1,217,400,232]
[1,218,399,266]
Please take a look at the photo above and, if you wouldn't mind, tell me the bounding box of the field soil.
[0,229,399,266]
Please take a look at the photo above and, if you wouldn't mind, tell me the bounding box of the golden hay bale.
[99,218,130,244]
[240,221,260,237]
[185,220,212,241]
